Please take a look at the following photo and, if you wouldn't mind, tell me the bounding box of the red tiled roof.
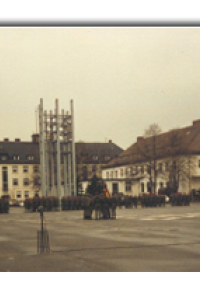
[103,120,200,169]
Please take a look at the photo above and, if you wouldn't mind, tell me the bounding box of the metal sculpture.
[38,98,77,209]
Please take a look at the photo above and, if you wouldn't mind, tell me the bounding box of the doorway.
[112,183,119,194]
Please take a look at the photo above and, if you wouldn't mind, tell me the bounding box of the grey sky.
[1,27,200,149]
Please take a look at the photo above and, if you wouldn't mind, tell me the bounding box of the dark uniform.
[83,195,93,220]
[110,196,117,219]
[101,196,110,219]
[94,195,101,220]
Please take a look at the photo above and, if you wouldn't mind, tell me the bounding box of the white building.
[102,120,200,196]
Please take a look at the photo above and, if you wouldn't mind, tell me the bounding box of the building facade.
[102,120,200,196]
[0,135,40,201]
[0,135,123,200]
[75,140,123,190]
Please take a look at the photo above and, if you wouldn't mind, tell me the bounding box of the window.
[23,166,29,173]
[110,171,113,178]
[0,155,7,161]
[2,167,8,191]
[112,183,118,194]
[126,181,131,192]
[115,170,118,178]
[16,191,22,199]
[132,165,137,174]
[23,178,29,186]
[13,178,18,186]
[34,191,39,197]
[12,166,18,173]
[33,166,39,173]
[106,172,109,179]
[13,155,20,160]
[27,155,34,160]
[158,163,162,172]
[105,156,110,161]
[24,191,29,198]
[165,162,169,172]
[147,182,151,193]
[126,167,132,176]
[140,165,144,174]
[120,168,123,177]
[92,165,96,172]
[141,183,144,193]
[92,155,98,161]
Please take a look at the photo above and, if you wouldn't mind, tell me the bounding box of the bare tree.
[135,123,163,193]
[144,123,162,137]
[163,129,196,192]
[128,124,195,194]
[30,174,41,191]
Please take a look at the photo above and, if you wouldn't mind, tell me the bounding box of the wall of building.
[0,164,41,200]
[102,155,200,196]
[0,161,106,200]
[3,154,199,199]
[77,163,104,180]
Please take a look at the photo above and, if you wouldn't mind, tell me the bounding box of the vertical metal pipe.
[39,98,46,197]
[44,111,49,196]
[67,110,71,196]
[63,110,68,196]
[68,141,71,196]
[71,99,77,196]
[50,110,55,196]
[56,99,61,208]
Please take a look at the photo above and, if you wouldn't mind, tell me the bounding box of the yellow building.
[0,135,123,200]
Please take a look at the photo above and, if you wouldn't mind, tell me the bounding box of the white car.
[9,200,19,206]
[165,195,170,202]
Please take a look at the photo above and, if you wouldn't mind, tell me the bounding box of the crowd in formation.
[24,197,59,212]
[0,193,192,216]
[0,195,9,213]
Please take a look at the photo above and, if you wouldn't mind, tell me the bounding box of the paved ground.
[1,203,200,271]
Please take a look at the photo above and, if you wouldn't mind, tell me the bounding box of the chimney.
[4,138,9,142]
[137,136,144,143]
[32,134,39,143]
[15,138,21,142]
[193,119,200,126]
[109,140,112,143]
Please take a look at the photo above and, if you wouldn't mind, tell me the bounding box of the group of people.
[83,192,117,220]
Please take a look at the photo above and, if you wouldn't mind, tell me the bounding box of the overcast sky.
[1,27,200,149]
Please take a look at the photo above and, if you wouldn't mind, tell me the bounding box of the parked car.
[9,200,19,206]
[18,201,24,207]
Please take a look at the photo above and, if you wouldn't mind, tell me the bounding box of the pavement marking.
[117,212,200,221]
[0,236,11,241]
[2,211,200,223]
